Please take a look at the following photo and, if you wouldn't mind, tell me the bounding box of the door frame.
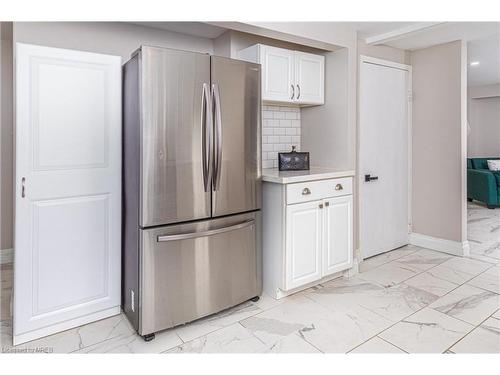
[358,55,413,261]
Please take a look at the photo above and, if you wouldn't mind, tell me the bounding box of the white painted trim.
[0,248,13,265]
[360,55,412,72]
[409,232,470,257]
[13,306,120,346]
[358,56,412,261]
[364,22,446,45]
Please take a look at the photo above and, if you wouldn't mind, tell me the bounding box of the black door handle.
[365,174,379,182]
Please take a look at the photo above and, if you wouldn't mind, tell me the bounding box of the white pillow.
[487,160,500,171]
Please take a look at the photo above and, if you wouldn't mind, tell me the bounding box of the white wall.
[410,40,468,244]
[468,94,500,157]
[0,22,215,251]
[13,22,214,61]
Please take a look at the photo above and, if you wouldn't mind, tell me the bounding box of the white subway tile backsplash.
[262,127,273,136]
[279,119,291,128]
[261,105,301,168]
[262,160,273,169]
[262,143,273,152]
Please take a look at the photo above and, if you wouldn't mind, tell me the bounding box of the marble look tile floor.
[0,203,498,354]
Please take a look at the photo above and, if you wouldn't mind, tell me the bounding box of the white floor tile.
[450,317,500,353]
[166,324,266,353]
[379,307,473,353]
[467,266,500,294]
[357,261,420,287]
[425,257,493,285]
[430,284,500,325]
[76,329,182,353]
[394,249,452,272]
[404,271,459,297]
[349,336,406,353]
[266,332,321,353]
[174,301,263,343]
[355,283,439,322]
[359,245,420,272]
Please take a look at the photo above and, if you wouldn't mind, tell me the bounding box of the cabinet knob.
[325,202,330,207]
[302,187,311,195]
[335,184,343,191]
[319,203,323,209]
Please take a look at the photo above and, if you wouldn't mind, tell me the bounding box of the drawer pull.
[335,184,343,191]
[302,187,311,195]
[325,202,330,207]
[319,203,323,209]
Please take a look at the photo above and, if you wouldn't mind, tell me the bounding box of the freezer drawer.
[138,211,262,335]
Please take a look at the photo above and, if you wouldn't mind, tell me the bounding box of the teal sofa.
[467,157,500,209]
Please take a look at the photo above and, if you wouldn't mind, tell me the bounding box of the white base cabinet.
[263,176,354,299]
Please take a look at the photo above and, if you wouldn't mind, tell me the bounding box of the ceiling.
[467,34,500,86]
[133,21,500,86]
[132,22,227,39]
[344,22,420,40]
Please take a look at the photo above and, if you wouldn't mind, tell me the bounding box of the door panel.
[285,201,322,290]
[14,43,121,343]
[360,61,409,258]
[211,56,261,217]
[295,51,324,105]
[140,47,211,227]
[323,196,353,276]
[261,45,294,102]
[140,212,261,335]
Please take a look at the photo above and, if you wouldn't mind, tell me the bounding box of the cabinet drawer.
[286,177,352,205]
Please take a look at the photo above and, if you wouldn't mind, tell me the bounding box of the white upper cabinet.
[261,45,295,102]
[295,51,325,105]
[239,44,325,106]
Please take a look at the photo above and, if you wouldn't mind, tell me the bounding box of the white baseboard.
[13,306,121,346]
[0,248,13,265]
[409,233,469,256]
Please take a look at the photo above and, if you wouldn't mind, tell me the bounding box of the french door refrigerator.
[122,46,262,340]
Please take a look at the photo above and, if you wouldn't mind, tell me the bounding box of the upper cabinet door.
[260,45,294,102]
[294,51,325,105]
[285,201,322,290]
[322,195,353,277]
[14,43,121,344]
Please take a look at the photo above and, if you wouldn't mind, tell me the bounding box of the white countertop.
[262,167,355,184]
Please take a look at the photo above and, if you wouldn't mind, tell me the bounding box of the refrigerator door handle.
[201,83,213,192]
[157,219,254,242]
[211,83,223,191]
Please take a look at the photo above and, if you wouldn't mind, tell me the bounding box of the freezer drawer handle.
[157,219,254,242]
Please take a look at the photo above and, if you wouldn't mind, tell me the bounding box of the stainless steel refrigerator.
[122,46,262,341]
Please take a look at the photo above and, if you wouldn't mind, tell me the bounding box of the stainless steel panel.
[139,212,262,335]
[140,46,211,227]
[210,56,262,217]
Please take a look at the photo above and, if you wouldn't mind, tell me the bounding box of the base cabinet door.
[285,201,322,290]
[323,195,353,276]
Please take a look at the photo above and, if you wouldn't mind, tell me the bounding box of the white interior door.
[14,43,121,344]
[359,58,410,259]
